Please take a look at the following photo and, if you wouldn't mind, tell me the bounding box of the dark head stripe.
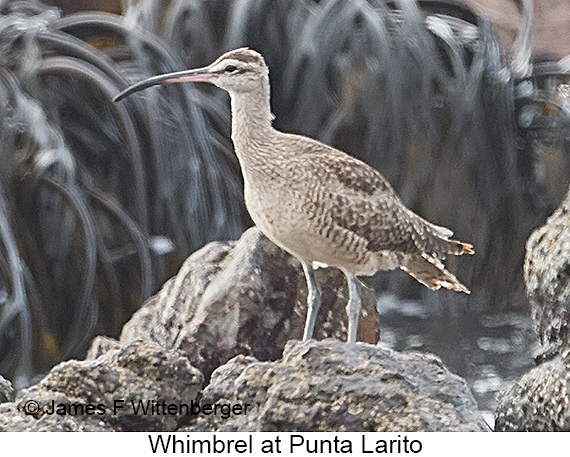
[214,48,264,65]
[229,50,261,63]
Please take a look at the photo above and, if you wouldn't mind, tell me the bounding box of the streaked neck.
[229,78,274,149]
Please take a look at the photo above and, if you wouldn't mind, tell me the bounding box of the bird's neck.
[228,79,275,152]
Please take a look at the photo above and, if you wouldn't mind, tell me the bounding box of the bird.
[114,47,474,344]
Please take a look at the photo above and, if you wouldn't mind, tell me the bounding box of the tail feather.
[448,239,475,256]
[425,220,454,239]
[424,229,475,257]
[414,212,474,256]
[400,252,471,294]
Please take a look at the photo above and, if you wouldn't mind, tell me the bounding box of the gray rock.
[495,186,570,431]
[185,339,489,432]
[115,227,379,378]
[495,351,570,431]
[0,227,481,432]
[524,186,570,353]
[0,376,14,403]
[86,336,121,360]
[0,402,111,431]
[0,341,203,431]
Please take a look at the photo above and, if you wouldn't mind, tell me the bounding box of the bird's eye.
[224,65,237,73]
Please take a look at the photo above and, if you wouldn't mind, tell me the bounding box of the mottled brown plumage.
[115,47,474,343]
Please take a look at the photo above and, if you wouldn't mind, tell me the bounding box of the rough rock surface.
[111,227,378,378]
[185,339,489,432]
[495,350,570,431]
[495,186,570,431]
[524,187,570,353]
[0,402,112,432]
[0,341,203,431]
[0,228,483,432]
[0,376,14,404]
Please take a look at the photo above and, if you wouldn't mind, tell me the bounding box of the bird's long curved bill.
[113,67,212,102]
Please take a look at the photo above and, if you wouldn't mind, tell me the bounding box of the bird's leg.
[345,274,361,344]
[301,262,321,341]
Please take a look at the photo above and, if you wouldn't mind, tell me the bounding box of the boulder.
[0,376,14,404]
[0,228,483,432]
[495,186,570,431]
[0,341,203,431]
[114,227,379,378]
[495,350,570,431]
[185,339,489,432]
[0,402,111,431]
[524,187,570,353]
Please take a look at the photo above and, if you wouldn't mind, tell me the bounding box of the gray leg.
[346,274,361,344]
[301,262,321,341]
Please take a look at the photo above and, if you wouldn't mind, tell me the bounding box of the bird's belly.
[245,192,311,255]
[244,187,378,276]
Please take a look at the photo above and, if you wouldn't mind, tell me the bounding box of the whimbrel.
[115,48,474,344]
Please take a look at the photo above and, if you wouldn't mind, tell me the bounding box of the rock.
[0,402,112,431]
[0,341,203,431]
[524,186,570,353]
[1,227,482,432]
[185,339,489,432]
[495,186,570,431]
[0,376,14,403]
[86,336,121,360]
[495,351,570,431]
[116,227,379,379]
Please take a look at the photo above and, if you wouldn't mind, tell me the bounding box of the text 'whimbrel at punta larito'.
[115,47,474,344]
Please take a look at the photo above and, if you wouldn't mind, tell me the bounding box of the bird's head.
[114,48,268,102]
